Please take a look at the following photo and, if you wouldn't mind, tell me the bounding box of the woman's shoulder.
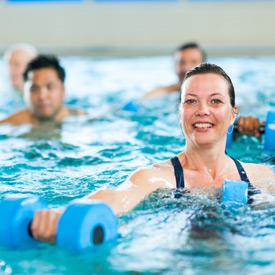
[241,162,275,183]
[129,159,175,189]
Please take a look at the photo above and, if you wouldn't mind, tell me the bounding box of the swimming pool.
[0,55,274,274]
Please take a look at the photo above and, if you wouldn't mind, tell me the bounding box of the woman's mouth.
[193,122,214,129]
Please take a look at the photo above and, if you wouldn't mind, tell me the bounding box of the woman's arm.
[87,167,167,215]
[30,166,170,243]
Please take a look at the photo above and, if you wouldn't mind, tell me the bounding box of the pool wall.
[0,0,275,55]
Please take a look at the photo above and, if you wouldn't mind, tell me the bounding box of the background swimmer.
[0,55,84,126]
[4,43,38,93]
[142,42,206,99]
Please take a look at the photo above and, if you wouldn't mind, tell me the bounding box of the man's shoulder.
[0,109,32,125]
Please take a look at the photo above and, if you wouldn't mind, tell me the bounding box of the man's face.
[175,48,204,82]
[8,50,34,92]
[24,68,65,120]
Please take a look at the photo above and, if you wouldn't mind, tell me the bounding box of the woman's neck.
[182,142,229,179]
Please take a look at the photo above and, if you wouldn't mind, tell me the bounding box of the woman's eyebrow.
[210,92,223,96]
[184,92,224,97]
[185,93,197,97]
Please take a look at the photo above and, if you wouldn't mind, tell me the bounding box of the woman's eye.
[184,99,197,104]
[210,98,223,104]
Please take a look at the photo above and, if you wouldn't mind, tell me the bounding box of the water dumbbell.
[222,180,248,207]
[0,196,118,252]
[226,111,275,150]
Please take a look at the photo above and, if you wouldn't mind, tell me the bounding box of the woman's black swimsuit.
[171,156,260,203]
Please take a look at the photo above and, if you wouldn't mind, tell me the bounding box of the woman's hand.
[237,116,261,137]
[30,209,62,244]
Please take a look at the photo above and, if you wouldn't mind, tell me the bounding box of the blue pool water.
[0,55,274,274]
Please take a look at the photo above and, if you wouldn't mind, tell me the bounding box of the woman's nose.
[195,102,210,116]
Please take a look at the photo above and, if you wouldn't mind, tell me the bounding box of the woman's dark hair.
[23,54,66,83]
[175,42,207,62]
[183,63,235,107]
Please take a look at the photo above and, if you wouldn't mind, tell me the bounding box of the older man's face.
[8,49,35,92]
[24,68,65,120]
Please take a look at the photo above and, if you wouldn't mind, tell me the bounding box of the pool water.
[0,55,274,274]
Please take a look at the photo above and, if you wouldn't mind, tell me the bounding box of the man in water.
[0,55,84,126]
[142,42,206,99]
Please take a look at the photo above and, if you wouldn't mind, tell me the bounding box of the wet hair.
[23,54,65,83]
[183,63,236,107]
[175,42,207,62]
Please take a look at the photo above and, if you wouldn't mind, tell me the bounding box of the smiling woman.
[26,63,275,244]
[180,64,237,147]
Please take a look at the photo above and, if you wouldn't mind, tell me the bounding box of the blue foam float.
[0,196,47,248]
[264,111,275,150]
[222,180,248,207]
[57,199,118,252]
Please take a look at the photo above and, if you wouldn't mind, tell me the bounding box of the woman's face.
[180,73,237,147]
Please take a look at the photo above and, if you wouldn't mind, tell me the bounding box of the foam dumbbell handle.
[57,199,118,252]
[222,180,248,207]
[0,196,47,248]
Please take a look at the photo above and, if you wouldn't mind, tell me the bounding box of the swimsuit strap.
[230,157,251,183]
[171,156,185,189]
[171,155,259,202]
[171,156,251,187]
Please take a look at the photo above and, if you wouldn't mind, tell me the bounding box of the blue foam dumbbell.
[57,199,118,252]
[264,111,275,150]
[0,196,48,248]
[222,179,248,207]
[226,124,234,148]
[226,111,275,150]
[0,196,118,252]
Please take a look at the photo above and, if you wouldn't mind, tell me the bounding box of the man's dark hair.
[175,42,207,62]
[184,63,236,107]
[23,54,66,83]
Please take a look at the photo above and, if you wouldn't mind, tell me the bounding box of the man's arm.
[141,83,180,100]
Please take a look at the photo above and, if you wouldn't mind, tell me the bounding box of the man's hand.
[237,116,261,137]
